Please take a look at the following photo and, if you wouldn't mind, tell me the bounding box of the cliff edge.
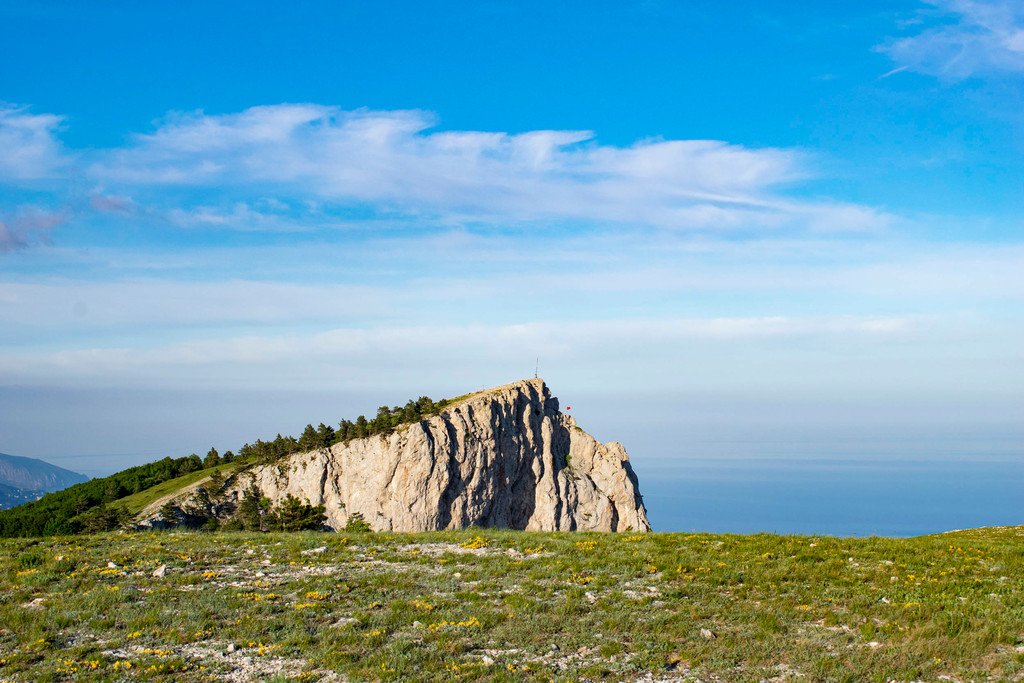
[150,379,650,532]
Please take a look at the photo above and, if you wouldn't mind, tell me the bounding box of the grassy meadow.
[1,527,1023,682]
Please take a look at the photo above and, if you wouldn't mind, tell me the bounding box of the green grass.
[1,527,1023,681]
[443,391,479,408]
[115,462,240,516]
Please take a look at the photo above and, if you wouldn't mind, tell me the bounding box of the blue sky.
[1,1,1022,475]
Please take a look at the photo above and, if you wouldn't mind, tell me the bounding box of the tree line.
[236,395,452,464]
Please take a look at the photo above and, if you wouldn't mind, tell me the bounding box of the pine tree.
[236,483,269,531]
[269,494,326,531]
[204,447,221,468]
[298,424,318,451]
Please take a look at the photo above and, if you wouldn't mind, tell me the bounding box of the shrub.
[344,512,372,533]
[268,494,326,532]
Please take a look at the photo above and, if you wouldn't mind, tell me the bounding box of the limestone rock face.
[231,379,649,532]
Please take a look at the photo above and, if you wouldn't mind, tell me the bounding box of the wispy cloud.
[879,65,911,79]
[0,106,67,181]
[4,236,1021,340]
[0,103,895,249]
[881,0,1024,79]
[86,105,890,233]
[0,278,386,331]
[0,207,65,253]
[166,201,324,233]
[88,193,135,214]
[0,314,925,390]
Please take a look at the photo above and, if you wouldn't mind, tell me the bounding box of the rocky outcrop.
[153,379,649,532]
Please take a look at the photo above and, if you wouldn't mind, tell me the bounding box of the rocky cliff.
[150,379,650,532]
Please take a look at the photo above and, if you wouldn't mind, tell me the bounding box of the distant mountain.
[0,453,88,509]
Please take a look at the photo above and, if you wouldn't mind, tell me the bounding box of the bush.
[344,512,373,533]
[268,494,327,531]
[234,483,271,531]
[74,504,130,533]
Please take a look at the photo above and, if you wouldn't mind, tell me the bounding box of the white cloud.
[0,103,893,239]
[89,105,889,233]
[0,106,67,181]
[169,203,282,230]
[881,0,1024,79]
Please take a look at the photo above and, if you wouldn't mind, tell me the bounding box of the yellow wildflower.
[460,535,488,550]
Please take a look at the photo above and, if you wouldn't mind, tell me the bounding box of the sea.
[633,457,1024,537]
[50,452,1024,538]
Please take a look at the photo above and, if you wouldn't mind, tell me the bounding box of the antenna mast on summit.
[534,358,539,379]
